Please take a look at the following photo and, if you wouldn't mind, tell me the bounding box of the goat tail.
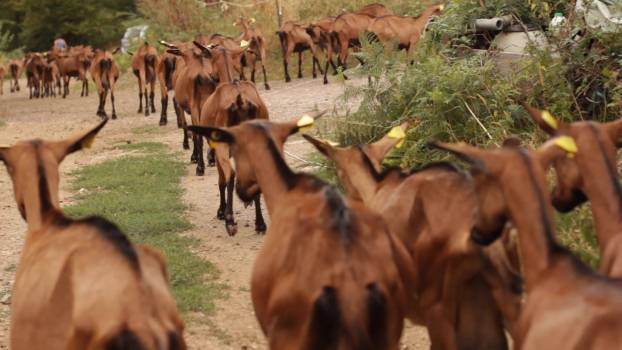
[104,329,144,350]
[144,53,157,83]
[104,327,185,350]
[164,57,176,90]
[100,58,112,89]
[10,64,18,78]
[276,31,288,53]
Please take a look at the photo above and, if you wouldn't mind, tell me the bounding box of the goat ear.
[428,141,490,172]
[302,134,339,157]
[192,41,212,58]
[521,103,560,135]
[291,110,328,134]
[502,137,522,148]
[365,121,411,163]
[536,136,578,170]
[187,126,235,145]
[603,118,622,147]
[52,118,108,161]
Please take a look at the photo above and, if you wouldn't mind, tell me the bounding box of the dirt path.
[0,75,429,349]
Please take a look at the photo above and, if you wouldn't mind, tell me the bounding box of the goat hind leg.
[254,194,266,234]
[149,83,156,113]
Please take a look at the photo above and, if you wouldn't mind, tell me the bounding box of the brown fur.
[157,50,182,126]
[204,34,246,80]
[0,120,186,350]
[24,53,46,99]
[433,139,622,350]
[524,104,622,277]
[131,42,159,116]
[305,16,339,78]
[91,49,120,120]
[165,41,218,175]
[189,118,418,349]
[235,17,271,90]
[367,5,443,60]
[51,46,92,98]
[305,128,515,349]
[199,79,269,236]
[9,59,22,93]
[276,21,325,82]
[322,3,392,84]
[0,63,5,95]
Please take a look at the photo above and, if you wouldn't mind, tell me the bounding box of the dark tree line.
[0,0,137,52]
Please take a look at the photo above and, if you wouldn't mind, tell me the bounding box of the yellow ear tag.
[387,125,406,148]
[541,110,558,130]
[232,22,237,26]
[81,134,96,149]
[554,136,578,158]
[297,114,315,131]
[240,40,250,48]
[438,4,445,11]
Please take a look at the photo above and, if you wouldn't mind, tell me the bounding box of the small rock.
[1,293,11,305]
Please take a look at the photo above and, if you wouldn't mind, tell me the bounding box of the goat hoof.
[151,107,156,113]
[196,167,204,176]
[190,154,198,163]
[183,143,190,150]
[226,222,238,236]
[264,84,271,91]
[159,118,167,126]
[208,160,215,167]
[111,114,117,120]
[323,80,328,85]
[285,77,291,83]
[177,121,183,128]
[137,108,142,113]
[217,209,225,220]
[255,222,267,234]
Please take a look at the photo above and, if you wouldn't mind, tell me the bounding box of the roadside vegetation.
[64,142,226,314]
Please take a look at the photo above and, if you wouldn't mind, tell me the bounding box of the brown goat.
[0,63,5,95]
[203,33,247,80]
[235,17,271,90]
[9,59,22,93]
[52,46,92,98]
[42,54,61,98]
[189,117,418,349]
[132,42,159,116]
[276,20,325,82]
[165,41,216,172]
[322,4,392,84]
[24,53,45,99]
[367,4,443,61]
[91,49,120,120]
[1,119,186,350]
[305,127,517,349]
[523,104,622,277]
[432,138,622,349]
[305,16,339,78]
[194,41,269,235]
[157,50,182,126]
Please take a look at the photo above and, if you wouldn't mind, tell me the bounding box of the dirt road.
[0,74,429,349]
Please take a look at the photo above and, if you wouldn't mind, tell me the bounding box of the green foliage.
[316,0,620,263]
[1,0,137,52]
[65,142,226,314]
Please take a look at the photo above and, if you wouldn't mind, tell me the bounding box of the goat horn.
[193,40,210,51]
[159,40,177,49]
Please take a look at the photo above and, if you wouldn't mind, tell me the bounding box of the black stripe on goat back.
[78,216,140,272]
[305,286,341,350]
[367,282,388,349]
[105,329,145,350]
[323,185,353,245]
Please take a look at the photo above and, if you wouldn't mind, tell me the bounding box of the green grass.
[132,125,167,136]
[64,142,226,314]
[116,141,168,153]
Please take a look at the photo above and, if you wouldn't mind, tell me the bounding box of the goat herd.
[1,2,622,350]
